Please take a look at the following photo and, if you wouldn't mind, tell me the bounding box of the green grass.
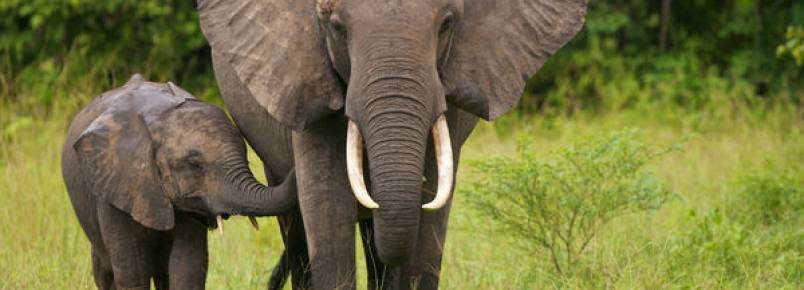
[1,89,802,289]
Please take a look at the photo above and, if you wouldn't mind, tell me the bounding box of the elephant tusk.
[422,115,453,211]
[248,216,260,231]
[216,214,224,235]
[346,120,380,209]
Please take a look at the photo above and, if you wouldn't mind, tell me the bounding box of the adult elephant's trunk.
[215,144,296,217]
[345,60,454,264]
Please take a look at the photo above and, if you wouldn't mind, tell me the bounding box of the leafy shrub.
[467,129,675,276]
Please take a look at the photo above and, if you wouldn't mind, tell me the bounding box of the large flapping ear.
[73,108,174,230]
[198,0,344,131]
[442,0,587,120]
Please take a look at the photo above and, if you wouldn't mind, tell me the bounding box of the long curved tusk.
[422,115,453,211]
[346,120,380,209]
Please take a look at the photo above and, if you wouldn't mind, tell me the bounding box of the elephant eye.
[330,15,346,38]
[185,150,204,174]
[439,13,454,35]
[188,159,203,172]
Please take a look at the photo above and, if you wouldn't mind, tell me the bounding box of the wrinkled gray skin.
[61,75,297,290]
[198,0,587,289]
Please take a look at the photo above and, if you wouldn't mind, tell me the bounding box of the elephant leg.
[359,219,389,290]
[267,249,289,290]
[98,203,154,290]
[212,51,306,289]
[153,237,171,290]
[153,275,169,290]
[292,115,358,290]
[92,249,116,290]
[168,214,208,290]
[275,205,311,290]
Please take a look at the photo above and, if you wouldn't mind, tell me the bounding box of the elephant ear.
[198,0,344,131]
[73,108,174,231]
[442,0,587,120]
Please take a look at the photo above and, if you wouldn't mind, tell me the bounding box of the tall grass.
[1,74,802,289]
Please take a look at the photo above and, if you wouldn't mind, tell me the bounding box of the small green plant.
[467,129,675,276]
[777,25,804,66]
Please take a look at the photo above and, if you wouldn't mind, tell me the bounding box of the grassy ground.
[1,90,801,289]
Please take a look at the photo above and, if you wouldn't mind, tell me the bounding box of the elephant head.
[199,0,586,263]
[73,75,296,231]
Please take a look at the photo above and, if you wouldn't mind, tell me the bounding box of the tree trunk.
[659,0,672,51]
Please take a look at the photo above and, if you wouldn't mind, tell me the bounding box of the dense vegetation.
[1,1,801,289]
[1,1,802,112]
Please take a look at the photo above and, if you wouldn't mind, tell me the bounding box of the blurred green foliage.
[525,0,804,115]
[0,0,802,113]
[777,25,804,65]
[0,0,212,107]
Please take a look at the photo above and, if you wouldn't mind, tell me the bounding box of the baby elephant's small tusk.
[216,215,224,235]
[248,216,260,231]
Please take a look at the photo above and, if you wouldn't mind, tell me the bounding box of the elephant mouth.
[195,212,260,234]
[210,213,261,235]
[177,196,263,234]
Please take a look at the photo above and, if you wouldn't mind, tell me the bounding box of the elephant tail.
[267,249,289,290]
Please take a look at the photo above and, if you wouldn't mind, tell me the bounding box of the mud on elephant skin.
[198,0,587,289]
[61,74,297,290]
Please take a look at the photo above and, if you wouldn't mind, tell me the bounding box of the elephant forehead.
[159,110,242,157]
[162,129,231,161]
[317,0,341,18]
[336,0,444,20]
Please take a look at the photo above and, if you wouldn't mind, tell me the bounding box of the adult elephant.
[197,0,586,289]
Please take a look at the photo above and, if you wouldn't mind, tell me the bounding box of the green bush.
[467,129,675,277]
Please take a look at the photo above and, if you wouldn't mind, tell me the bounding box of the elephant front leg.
[272,206,311,290]
[292,115,358,290]
[91,249,115,290]
[98,203,155,290]
[168,214,208,289]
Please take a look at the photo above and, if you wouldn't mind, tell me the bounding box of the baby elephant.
[61,75,296,290]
